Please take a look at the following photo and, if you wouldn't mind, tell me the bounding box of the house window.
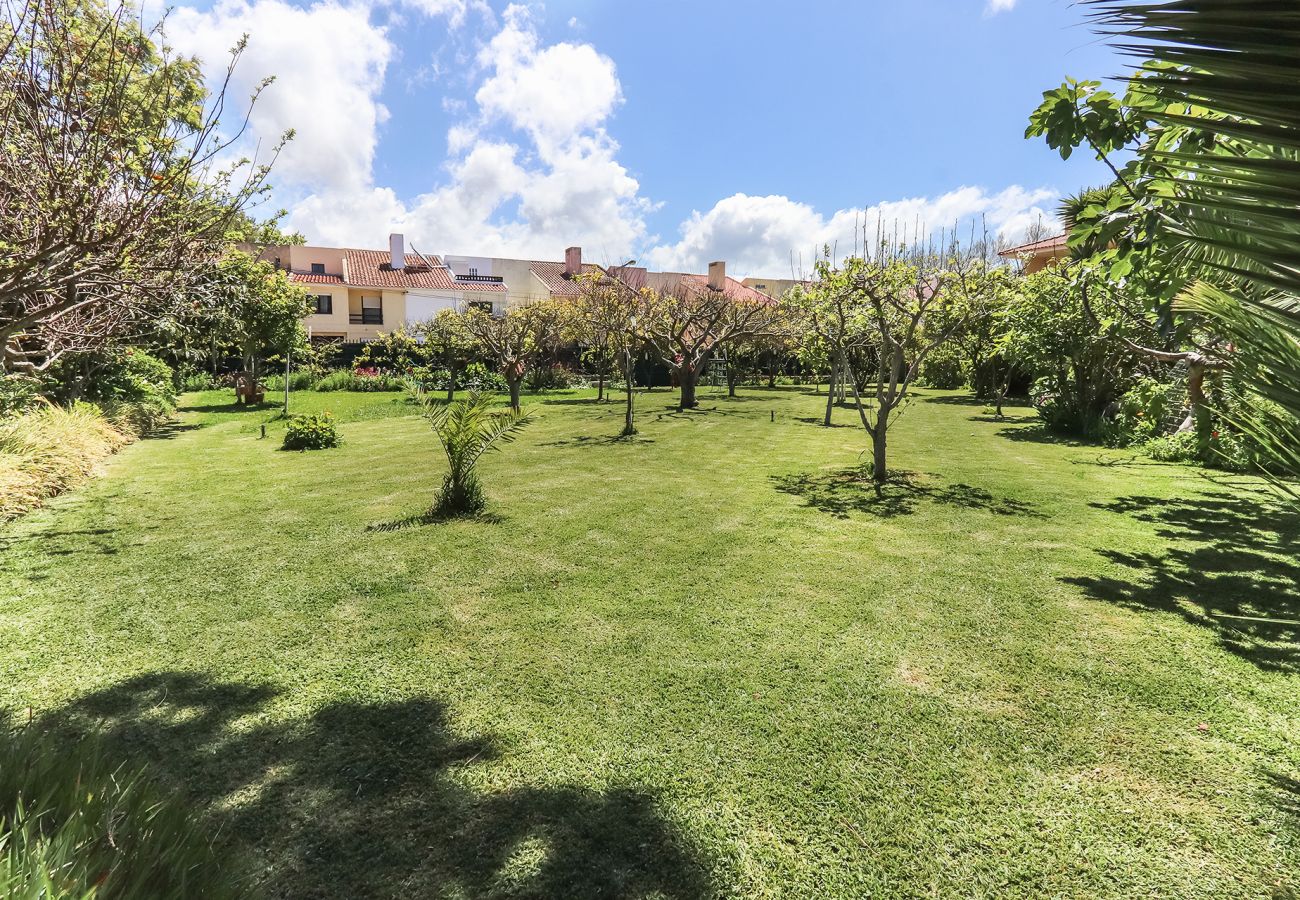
[313,294,332,315]
[273,257,281,270]
[350,296,383,325]
[310,263,325,274]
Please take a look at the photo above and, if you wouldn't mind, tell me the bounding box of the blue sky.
[164,0,1125,276]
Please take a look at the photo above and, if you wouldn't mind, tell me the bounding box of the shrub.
[262,370,316,392]
[0,402,130,520]
[524,363,581,391]
[63,349,179,434]
[0,725,239,899]
[178,370,222,392]
[282,413,340,450]
[0,376,41,417]
[458,362,508,393]
[313,369,405,393]
[918,346,967,390]
[1143,429,1200,463]
[1103,378,1182,447]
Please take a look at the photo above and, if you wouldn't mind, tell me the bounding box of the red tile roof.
[998,233,1068,259]
[669,273,777,305]
[343,250,505,293]
[288,271,344,285]
[528,261,604,298]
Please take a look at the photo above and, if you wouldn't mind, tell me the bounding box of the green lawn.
[2,384,1298,898]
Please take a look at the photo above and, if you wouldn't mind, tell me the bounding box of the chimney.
[707,260,726,291]
[389,233,404,270]
[564,246,582,277]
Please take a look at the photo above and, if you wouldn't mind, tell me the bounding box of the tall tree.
[643,284,784,411]
[830,236,989,486]
[574,272,648,436]
[413,309,477,403]
[1027,1,1300,475]
[462,302,567,412]
[0,0,285,378]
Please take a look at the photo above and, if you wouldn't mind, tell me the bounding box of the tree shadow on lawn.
[1064,491,1300,673]
[996,424,1090,447]
[143,421,204,440]
[793,417,855,428]
[22,671,714,900]
[366,509,506,532]
[772,468,1042,520]
[539,434,657,448]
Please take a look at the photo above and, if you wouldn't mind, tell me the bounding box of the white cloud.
[985,0,1017,15]
[167,0,392,196]
[645,186,1059,278]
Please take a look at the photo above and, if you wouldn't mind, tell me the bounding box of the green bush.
[0,377,41,417]
[524,363,581,391]
[313,369,405,393]
[178,370,222,393]
[262,370,316,392]
[0,725,238,899]
[282,413,340,450]
[1103,378,1182,447]
[1143,429,1200,463]
[918,346,967,390]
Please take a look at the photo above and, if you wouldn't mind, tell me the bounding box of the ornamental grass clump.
[421,391,533,516]
[0,726,240,899]
[0,402,129,520]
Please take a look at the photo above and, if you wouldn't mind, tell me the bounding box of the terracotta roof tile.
[529,261,603,298]
[676,273,777,305]
[288,271,344,285]
[998,233,1068,258]
[343,250,457,290]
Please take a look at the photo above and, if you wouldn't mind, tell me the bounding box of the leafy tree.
[197,251,309,390]
[787,259,872,425]
[413,309,478,402]
[461,302,568,412]
[1026,1,1300,475]
[420,391,533,516]
[0,0,286,379]
[643,284,784,411]
[822,238,988,486]
[574,273,647,435]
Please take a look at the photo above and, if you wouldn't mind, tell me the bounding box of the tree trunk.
[727,364,738,398]
[446,362,459,402]
[508,377,522,412]
[622,360,636,436]
[871,410,890,486]
[823,354,839,425]
[1178,359,1208,434]
[678,367,699,409]
[597,369,605,402]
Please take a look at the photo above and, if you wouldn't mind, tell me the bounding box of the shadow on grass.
[1064,491,1300,673]
[996,424,1089,447]
[177,400,282,414]
[969,414,1038,425]
[366,509,506,532]
[539,434,655,448]
[793,417,854,429]
[25,672,714,900]
[143,422,204,440]
[772,469,1041,520]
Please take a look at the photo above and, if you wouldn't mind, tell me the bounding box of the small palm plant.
[421,391,534,516]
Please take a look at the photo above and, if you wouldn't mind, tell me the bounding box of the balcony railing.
[454,273,504,283]
[349,309,383,325]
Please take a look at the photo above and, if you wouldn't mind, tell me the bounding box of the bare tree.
[832,232,989,487]
[0,0,287,377]
[643,281,784,410]
[574,271,648,436]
